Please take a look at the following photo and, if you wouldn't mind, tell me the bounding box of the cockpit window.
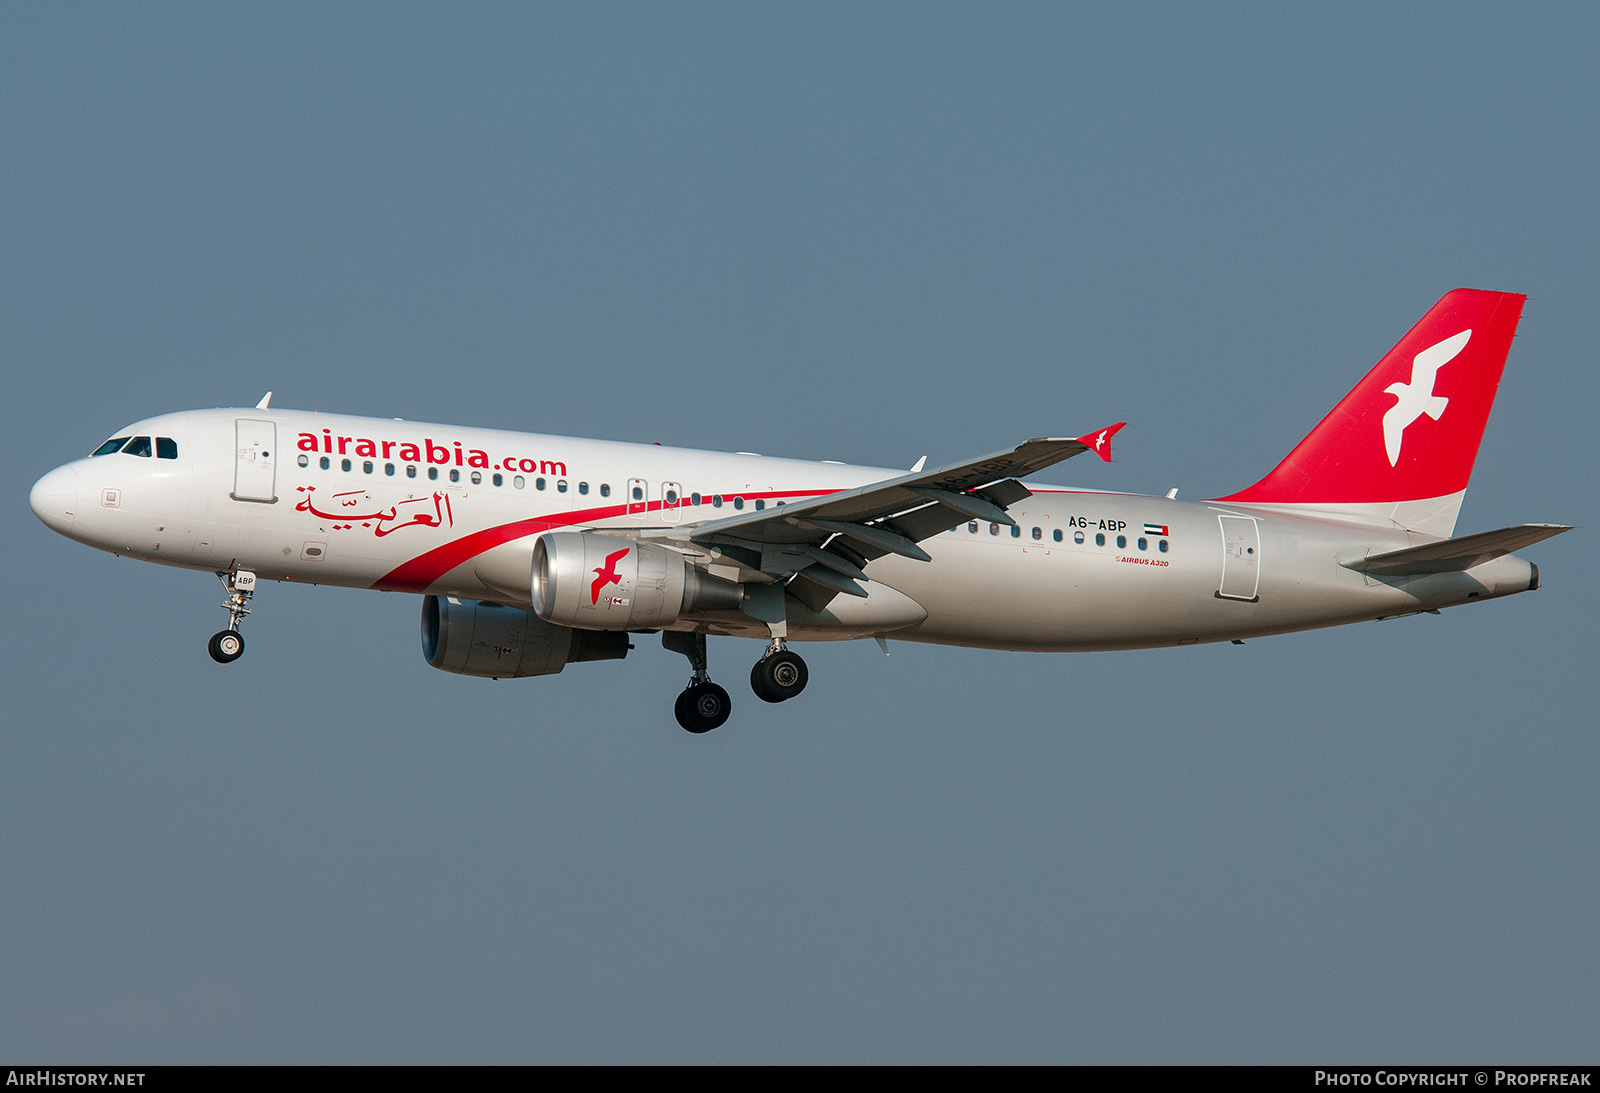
[156,437,178,459]
[91,437,129,456]
[122,436,153,457]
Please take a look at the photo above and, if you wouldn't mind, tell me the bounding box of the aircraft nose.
[30,465,79,535]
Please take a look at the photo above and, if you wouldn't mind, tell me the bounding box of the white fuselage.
[30,407,1541,654]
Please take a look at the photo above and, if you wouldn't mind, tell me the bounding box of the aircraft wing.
[663,425,1125,608]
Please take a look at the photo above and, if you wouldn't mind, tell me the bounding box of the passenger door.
[1217,515,1260,601]
[232,419,277,503]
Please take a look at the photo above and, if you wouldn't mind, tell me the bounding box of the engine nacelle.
[421,595,628,678]
[532,532,744,630]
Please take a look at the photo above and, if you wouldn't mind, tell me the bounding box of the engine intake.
[532,532,743,630]
[421,595,628,678]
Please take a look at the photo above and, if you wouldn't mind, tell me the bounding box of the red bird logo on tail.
[590,547,630,605]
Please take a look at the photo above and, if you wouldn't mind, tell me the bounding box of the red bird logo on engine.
[590,547,630,605]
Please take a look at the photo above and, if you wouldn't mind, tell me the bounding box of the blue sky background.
[3,3,1595,1063]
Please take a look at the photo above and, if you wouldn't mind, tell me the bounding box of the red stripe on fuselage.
[371,489,834,593]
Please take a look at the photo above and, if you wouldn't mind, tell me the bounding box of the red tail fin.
[1219,289,1525,508]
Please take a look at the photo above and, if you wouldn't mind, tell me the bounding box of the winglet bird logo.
[1075,421,1126,463]
[590,547,630,605]
[1382,329,1469,467]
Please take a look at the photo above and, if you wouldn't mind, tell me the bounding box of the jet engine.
[421,595,629,678]
[532,532,743,630]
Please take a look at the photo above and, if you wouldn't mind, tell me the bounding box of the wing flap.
[798,517,933,562]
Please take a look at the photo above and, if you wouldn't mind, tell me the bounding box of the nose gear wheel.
[208,569,256,664]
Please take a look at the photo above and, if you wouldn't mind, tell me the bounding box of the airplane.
[29,288,1570,733]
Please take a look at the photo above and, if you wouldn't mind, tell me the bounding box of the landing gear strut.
[662,631,811,732]
[208,569,256,664]
[664,631,731,733]
[750,639,808,703]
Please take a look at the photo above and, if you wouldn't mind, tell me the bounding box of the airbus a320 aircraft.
[30,289,1569,732]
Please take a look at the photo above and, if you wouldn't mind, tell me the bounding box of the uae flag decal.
[1143,523,1169,536]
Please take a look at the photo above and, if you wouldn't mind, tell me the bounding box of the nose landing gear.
[207,629,245,663]
[208,569,256,664]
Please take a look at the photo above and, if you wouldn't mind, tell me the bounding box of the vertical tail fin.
[1217,289,1525,537]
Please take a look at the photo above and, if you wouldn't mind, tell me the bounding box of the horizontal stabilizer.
[1342,524,1572,576]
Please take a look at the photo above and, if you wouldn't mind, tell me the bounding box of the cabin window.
[1053,529,1063,542]
[1032,527,1042,540]
[990,523,1000,536]
[470,471,481,484]
[712,495,723,508]
[386,463,396,476]
[754,499,764,510]
[91,437,129,456]
[691,492,701,506]
[1116,535,1126,548]
[449,469,460,482]
[1159,540,1168,553]
[579,482,589,495]
[1137,537,1147,551]
[341,458,352,472]
[1074,531,1085,545]
[492,473,502,486]
[297,454,309,468]
[156,437,178,459]
[1095,533,1106,546]
[733,497,744,510]
[631,484,643,501]
[557,479,568,493]
[968,522,978,534]
[320,456,330,470]
[1011,526,1021,539]
[666,488,679,504]
[363,461,374,474]
[536,477,546,490]
[514,475,524,489]
[600,483,611,497]
[407,465,417,479]
[428,467,438,481]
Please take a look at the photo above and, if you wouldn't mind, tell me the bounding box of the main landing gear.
[674,682,732,735]
[663,631,731,733]
[751,640,808,704]
[208,569,256,664]
[664,632,810,733]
